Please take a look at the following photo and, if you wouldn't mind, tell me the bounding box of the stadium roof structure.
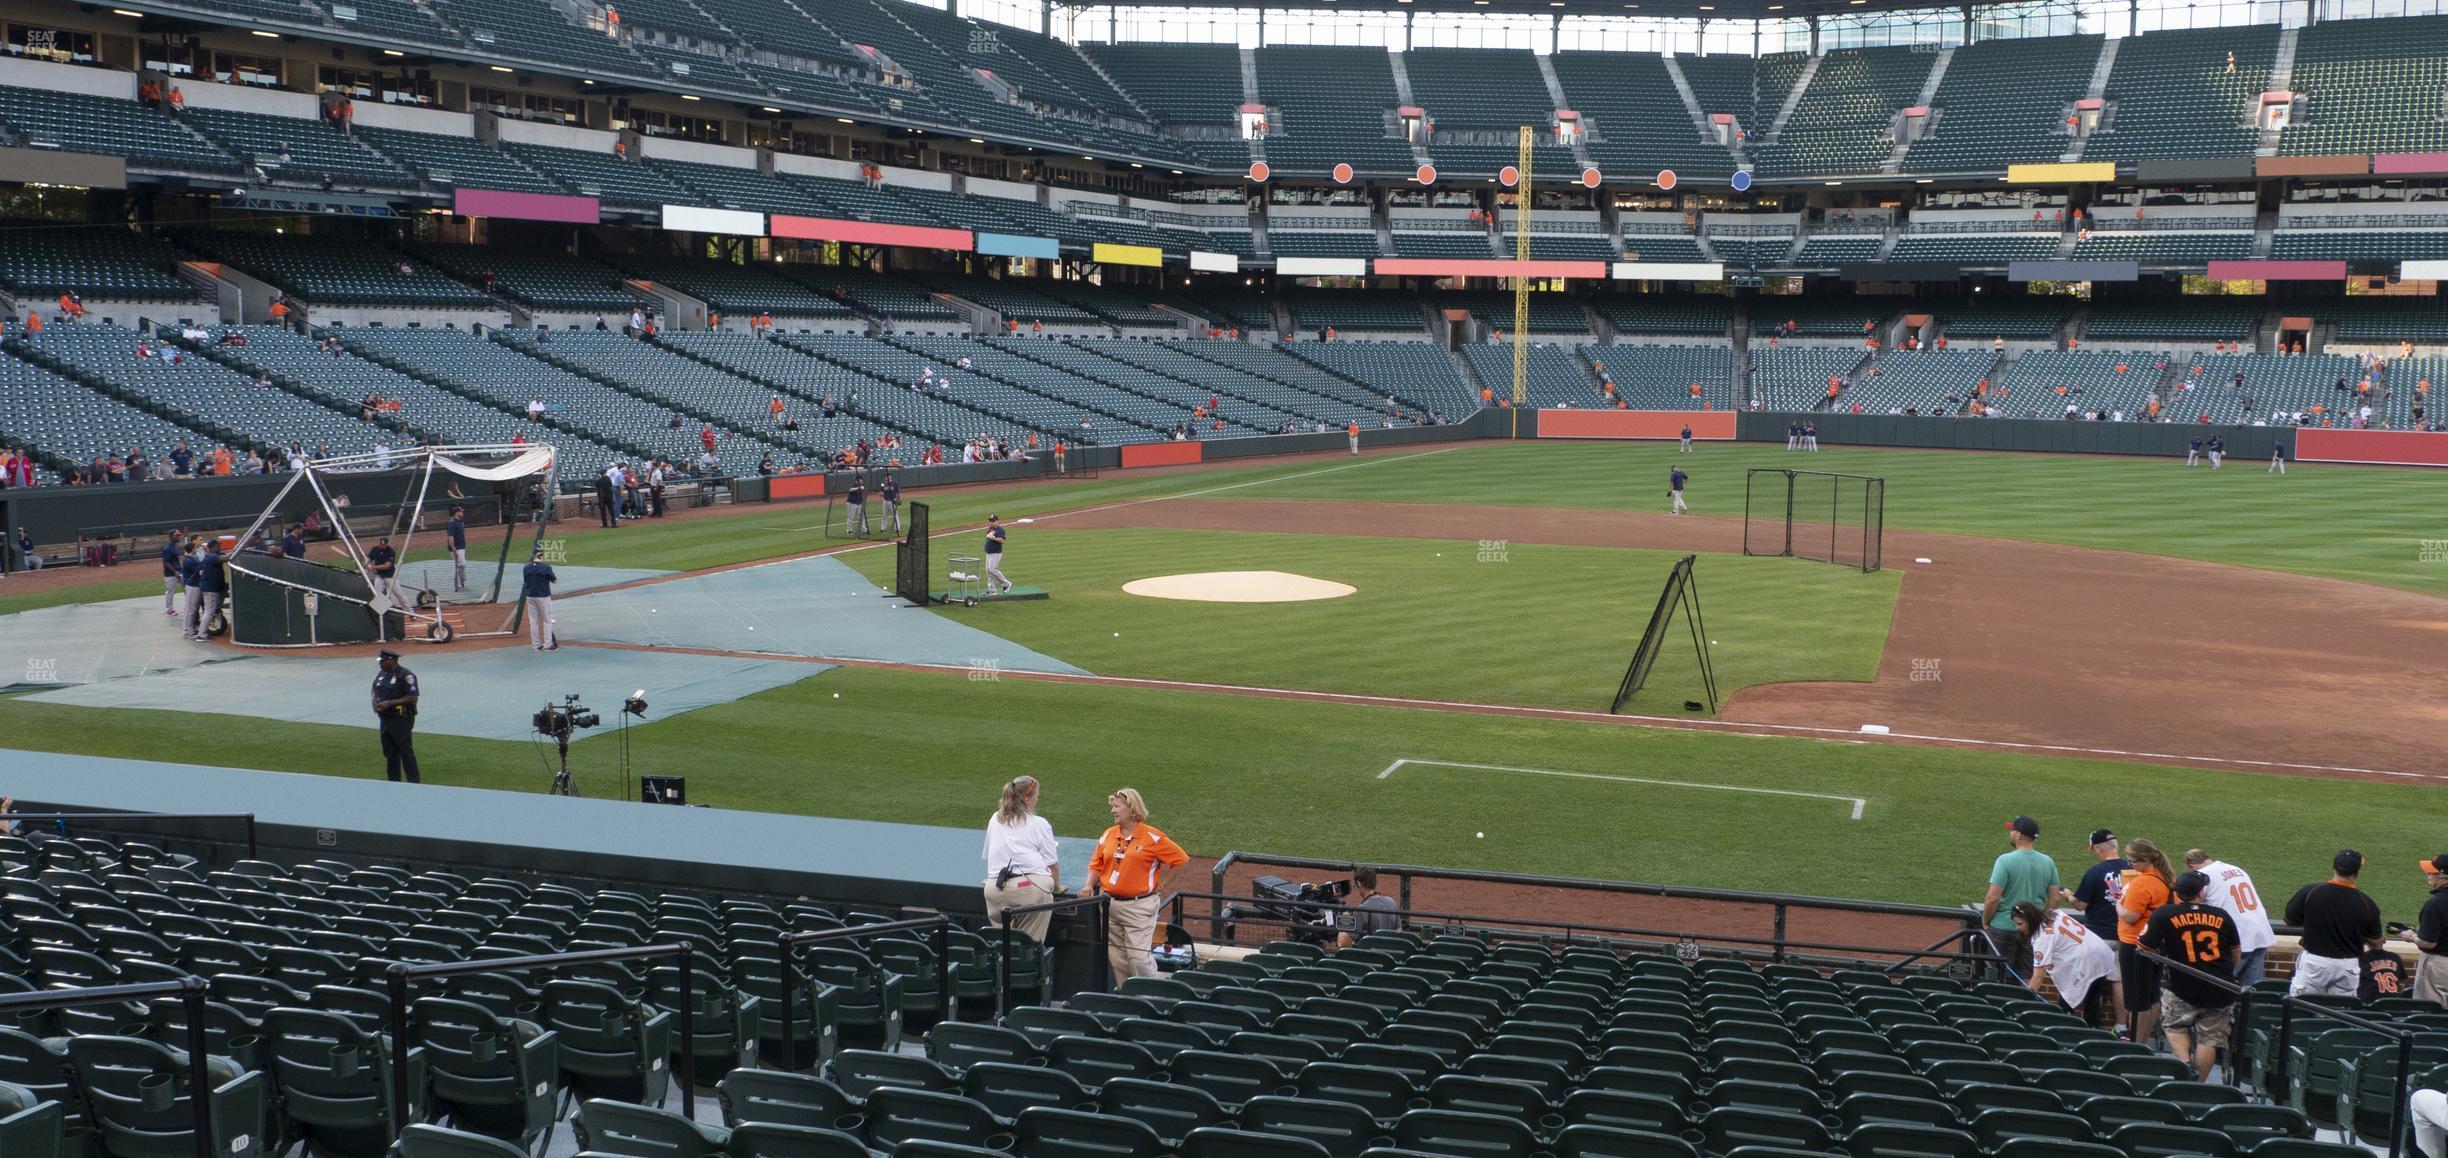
[1057,0,2004,22]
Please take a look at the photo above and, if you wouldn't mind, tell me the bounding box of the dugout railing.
[775,915,953,1070]
[1207,851,1980,962]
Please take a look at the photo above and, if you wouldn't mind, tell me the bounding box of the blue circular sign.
[1732,170,1754,192]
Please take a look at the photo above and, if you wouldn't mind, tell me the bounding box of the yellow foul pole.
[1510,125,1532,438]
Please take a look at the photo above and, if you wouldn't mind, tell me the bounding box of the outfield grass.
[1245,442,2448,595]
[5,666,2441,917]
[831,527,1898,712]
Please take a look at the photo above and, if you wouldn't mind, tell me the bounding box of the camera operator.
[1335,866,1400,950]
[983,776,1061,942]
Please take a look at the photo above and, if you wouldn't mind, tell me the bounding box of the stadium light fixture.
[490,65,513,72]
[761,105,780,112]
[1916,178,1934,183]
[837,117,855,123]
[679,94,700,101]
[382,48,405,56]
[968,137,985,143]
[251,29,280,37]
[110,8,143,15]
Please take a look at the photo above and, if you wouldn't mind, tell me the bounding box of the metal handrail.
[2140,944,2423,1158]
[1170,889,2004,969]
[1206,851,1977,956]
[383,942,698,1139]
[774,916,952,1071]
[0,978,218,1157]
[991,892,1109,1018]
[3,811,259,860]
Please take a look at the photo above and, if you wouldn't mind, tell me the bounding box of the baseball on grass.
[1475,831,1485,839]
[831,693,839,699]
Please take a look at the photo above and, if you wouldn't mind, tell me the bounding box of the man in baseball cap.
[2415,856,2448,1004]
[2139,869,2241,1080]
[2065,829,2130,1024]
[2285,849,2382,997]
[1982,816,2065,980]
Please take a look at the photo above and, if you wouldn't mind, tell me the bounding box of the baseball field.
[3,438,2443,917]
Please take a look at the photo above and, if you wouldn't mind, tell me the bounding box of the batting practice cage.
[1612,553,1718,715]
[226,443,557,647]
[1743,469,1886,572]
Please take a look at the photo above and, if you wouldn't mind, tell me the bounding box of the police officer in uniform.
[445,505,468,591]
[880,472,902,533]
[846,472,869,535]
[371,649,421,783]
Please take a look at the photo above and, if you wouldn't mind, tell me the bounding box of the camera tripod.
[548,727,579,797]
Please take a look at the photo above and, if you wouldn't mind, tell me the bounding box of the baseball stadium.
[1,0,2448,1151]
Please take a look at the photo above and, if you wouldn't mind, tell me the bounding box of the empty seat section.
[0,227,197,302]
[1407,48,1559,178]
[2280,14,2448,155]
[179,106,414,190]
[0,87,238,173]
[1552,52,1739,181]
[1279,339,1478,419]
[502,143,694,208]
[354,126,561,194]
[603,255,855,319]
[0,352,212,474]
[25,324,392,454]
[415,246,637,313]
[1753,345,1868,408]
[1839,348,2001,413]
[1254,45,1414,175]
[2087,24,2275,161]
[1583,344,1735,409]
[1594,295,1734,338]
[1753,46,1933,178]
[1904,35,2102,173]
[176,232,489,307]
[661,330,977,448]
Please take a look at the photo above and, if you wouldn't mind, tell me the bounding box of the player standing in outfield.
[2207,435,2225,469]
[984,514,1013,594]
[2186,437,2202,467]
[1669,466,1690,515]
[522,548,557,651]
[1804,421,1820,452]
[2269,439,2287,475]
[1346,421,1360,455]
[160,532,184,616]
[845,473,869,535]
[2184,848,2276,985]
[880,472,902,533]
[2138,870,2240,1081]
[1787,421,1801,451]
[179,539,205,639]
[446,505,468,592]
[1680,424,1693,453]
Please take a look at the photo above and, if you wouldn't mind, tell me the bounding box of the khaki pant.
[2418,953,2448,1005]
[983,872,1054,943]
[1106,893,1162,984]
[527,596,555,648]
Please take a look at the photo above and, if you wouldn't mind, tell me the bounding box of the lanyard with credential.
[1105,831,1139,891]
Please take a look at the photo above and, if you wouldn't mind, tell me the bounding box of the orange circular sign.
[1333,162,1353,184]
[1581,167,1603,188]
[1656,169,1678,190]
[1498,165,1521,187]
[1415,164,1437,185]
[1248,162,1270,183]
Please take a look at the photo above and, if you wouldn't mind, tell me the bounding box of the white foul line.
[1377,757,1867,820]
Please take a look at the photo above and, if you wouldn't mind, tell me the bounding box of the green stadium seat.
[388,1124,535,1158]
[0,1080,65,1158]
[67,1034,272,1158]
[863,1088,1012,1152]
[1097,1076,1231,1147]
[1182,1125,1336,1158]
[1843,1121,1981,1158]
[1240,1095,1388,1158]
[1550,1123,1700,1158]
[576,1098,729,1156]
[717,1069,854,1131]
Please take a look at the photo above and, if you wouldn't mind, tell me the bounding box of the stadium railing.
[7,810,261,860]
[1167,888,2006,975]
[992,892,1108,1018]
[1205,850,1986,966]
[0,978,222,1157]
[382,942,701,1139]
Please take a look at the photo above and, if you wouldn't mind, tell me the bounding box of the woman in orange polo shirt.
[1087,788,1188,984]
[2116,838,2175,1048]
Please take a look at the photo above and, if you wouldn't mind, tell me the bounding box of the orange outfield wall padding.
[1122,442,1204,468]
[1538,410,1739,440]
[768,474,827,499]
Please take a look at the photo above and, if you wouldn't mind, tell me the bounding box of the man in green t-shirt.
[1982,815,2069,980]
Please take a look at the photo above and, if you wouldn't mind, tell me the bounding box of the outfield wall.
[1735,412,2286,461]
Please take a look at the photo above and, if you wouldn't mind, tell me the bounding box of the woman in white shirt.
[2015,901,2117,1013]
[983,776,1060,942]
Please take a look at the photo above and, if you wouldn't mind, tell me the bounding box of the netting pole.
[1511,125,1532,431]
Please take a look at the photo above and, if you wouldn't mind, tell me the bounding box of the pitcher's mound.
[1123,571,1357,603]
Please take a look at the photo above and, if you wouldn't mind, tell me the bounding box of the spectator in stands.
[2362,933,2407,1000]
[1088,787,1189,983]
[1982,816,2064,980]
[2410,855,2448,1005]
[2114,839,2176,1047]
[2014,900,2115,1016]
[2138,870,2240,1080]
[2226,50,2237,73]
[982,776,1061,942]
[2286,850,2382,997]
[756,453,774,477]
